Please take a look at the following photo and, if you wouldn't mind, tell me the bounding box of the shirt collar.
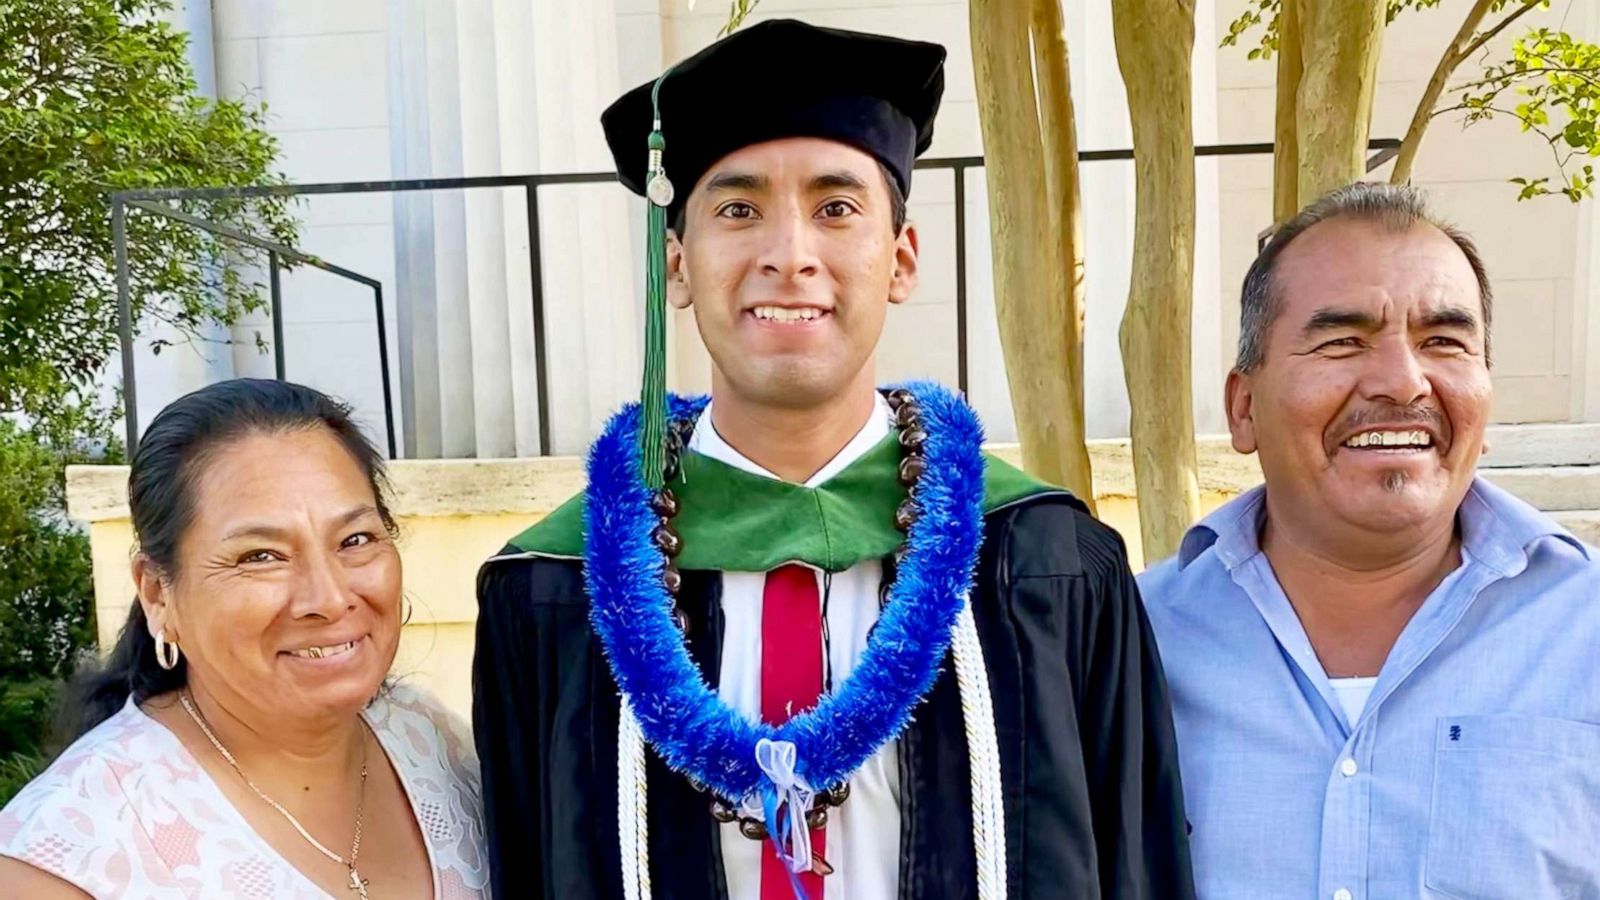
[687,393,894,489]
[1178,485,1266,571]
[1456,476,1591,574]
[1176,476,1590,574]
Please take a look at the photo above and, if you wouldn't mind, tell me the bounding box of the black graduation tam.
[601,19,946,209]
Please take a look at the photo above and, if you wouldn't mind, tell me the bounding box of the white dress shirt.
[688,395,901,900]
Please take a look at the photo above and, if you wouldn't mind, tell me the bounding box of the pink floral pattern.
[0,684,489,899]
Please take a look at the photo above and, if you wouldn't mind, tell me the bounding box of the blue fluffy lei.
[583,380,987,804]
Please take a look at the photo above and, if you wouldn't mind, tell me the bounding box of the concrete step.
[1480,466,1600,512]
[1480,423,1600,468]
[1551,510,1600,547]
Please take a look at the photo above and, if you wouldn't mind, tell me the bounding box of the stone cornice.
[66,436,1263,524]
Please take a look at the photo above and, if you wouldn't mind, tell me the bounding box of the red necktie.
[760,564,826,900]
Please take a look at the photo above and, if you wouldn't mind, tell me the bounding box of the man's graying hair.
[1236,182,1493,373]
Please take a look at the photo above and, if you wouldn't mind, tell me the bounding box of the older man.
[1139,182,1600,900]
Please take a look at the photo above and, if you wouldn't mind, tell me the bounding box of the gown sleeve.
[473,549,613,899]
[1069,526,1195,900]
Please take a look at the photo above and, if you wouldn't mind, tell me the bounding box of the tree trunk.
[969,0,1096,504]
[1273,0,1304,221]
[1111,0,1200,563]
[1029,0,1095,512]
[1294,0,1387,203]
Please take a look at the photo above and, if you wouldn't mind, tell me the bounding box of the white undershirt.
[688,395,901,900]
[1330,676,1378,727]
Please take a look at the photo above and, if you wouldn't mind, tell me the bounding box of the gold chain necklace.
[180,690,372,898]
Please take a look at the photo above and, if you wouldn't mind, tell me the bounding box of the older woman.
[0,379,488,898]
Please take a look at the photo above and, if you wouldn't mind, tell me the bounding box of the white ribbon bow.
[752,738,817,876]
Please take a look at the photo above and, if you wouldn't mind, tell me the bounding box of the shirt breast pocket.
[1424,714,1600,900]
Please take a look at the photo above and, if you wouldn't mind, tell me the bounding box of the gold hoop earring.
[154,629,181,670]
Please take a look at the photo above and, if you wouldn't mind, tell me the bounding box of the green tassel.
[639,81,671,490]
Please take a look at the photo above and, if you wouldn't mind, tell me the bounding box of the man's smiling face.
[1227,216,1493,539]
[667,137,918,412]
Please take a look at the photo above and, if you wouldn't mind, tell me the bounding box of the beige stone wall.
[65,443,1261,720]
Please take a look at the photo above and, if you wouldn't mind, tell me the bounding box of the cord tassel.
[639,78,673,490]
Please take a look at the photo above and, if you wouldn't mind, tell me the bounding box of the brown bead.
[895,498,920,531]
[653,522,683,557]
[739,818,769,840]
[671,606,690,634]
[823,780,851,807]
[662,565,683,595]
[710,799,737,823]
[894,402,922,428]
[892,544,910,567]
[662,452,682,483]
[805,805,829,830]
[898,455,926,486]
[884,388,914,410]
[650,488,680,519]
[898,427,927,452]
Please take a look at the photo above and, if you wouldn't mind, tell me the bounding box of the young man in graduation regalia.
[473,19,1194,900]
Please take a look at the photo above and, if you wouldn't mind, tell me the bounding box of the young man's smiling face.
[667,137,919,412]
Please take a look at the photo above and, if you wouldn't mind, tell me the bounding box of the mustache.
[1337,404,1445,434]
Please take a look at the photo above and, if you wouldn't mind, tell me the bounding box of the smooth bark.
[1111,0,1201,562]
[969,0,1095,503]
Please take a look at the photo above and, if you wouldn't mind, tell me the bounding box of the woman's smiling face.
[145,425,403,723]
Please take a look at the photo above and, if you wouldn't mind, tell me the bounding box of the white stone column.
[491,0,544,457]
[388,0,637,457]
[523,0,639,454]
[389,0,477,458]
[455,0,516,458]
[388,0,442,457]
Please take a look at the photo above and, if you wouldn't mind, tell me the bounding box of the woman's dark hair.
[59,378,396,740]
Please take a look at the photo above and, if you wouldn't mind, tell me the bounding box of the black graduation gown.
[472,493,1195,899]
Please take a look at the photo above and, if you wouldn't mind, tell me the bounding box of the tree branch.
[1392,0,1498,183]
[1450,66,1600,93]
[1459,0,1543,62]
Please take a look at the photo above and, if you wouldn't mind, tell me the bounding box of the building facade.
[133,0,1600,458]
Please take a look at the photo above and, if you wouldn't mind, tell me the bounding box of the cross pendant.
[348,867,370,899]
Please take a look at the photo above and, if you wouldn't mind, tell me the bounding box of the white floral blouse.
[0,684,490,899]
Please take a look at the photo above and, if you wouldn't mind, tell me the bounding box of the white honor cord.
[619,696,652,900]
[952,596,1008,900]
[616,600,1007,900]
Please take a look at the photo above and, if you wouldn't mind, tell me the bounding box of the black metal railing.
[111,138,1400,457]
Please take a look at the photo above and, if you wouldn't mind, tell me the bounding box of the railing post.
[114,199,139,455]
[373,281,398,459]
[525,179,551,454]
[268,250,286,380]
[953,165,969,397]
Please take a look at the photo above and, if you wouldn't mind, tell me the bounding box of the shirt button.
[1339,758,1359,777]
[1334,890,1353,900]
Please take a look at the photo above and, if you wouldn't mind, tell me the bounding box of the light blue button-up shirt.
[1139,478,1600,900]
